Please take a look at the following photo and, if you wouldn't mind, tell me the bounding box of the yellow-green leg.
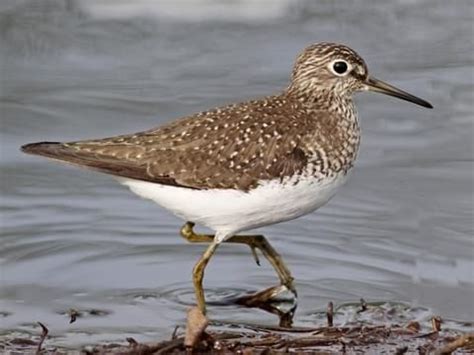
[180,222,295,314]
[191,241,219,315]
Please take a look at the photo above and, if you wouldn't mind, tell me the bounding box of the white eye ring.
[329,59,351,77]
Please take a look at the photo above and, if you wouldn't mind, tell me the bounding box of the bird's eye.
[331,60,349,76]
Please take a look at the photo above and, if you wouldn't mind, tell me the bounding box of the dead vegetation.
[82,308,473,355]
[2,300,473,354]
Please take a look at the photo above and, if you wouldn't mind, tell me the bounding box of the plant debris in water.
[1,301,473,354]
[86,320,474,354]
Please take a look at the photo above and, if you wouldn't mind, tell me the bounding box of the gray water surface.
[1,0,473,348]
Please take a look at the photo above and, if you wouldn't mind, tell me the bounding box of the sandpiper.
[21,42,432,314]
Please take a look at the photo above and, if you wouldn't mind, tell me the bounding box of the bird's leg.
[192,241,219,315]
[180,222,295,295]
[227,234,296,294]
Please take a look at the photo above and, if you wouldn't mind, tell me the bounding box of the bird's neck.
[285,87,361,173]
[286,87,358,124]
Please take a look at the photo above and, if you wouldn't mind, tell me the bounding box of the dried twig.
[171,325,180,340]
[357,298,368,313]
[327,301,334,327]
[68,309,80,324]
[275,335,340,349]
[126,337,138,346]
[155,338,184,355]
[434,333,474,355]
[36,322,48,354]
[405,321,421,333]
[211,320,318,333]
[431,316,442,332]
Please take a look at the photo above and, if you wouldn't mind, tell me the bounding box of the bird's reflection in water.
[210,285,297,328]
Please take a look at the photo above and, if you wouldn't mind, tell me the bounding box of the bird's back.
[22,92,360,191]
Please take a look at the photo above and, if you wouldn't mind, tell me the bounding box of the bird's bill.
[365,76,433,109]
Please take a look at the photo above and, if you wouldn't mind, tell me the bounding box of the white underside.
[117,173,349,242]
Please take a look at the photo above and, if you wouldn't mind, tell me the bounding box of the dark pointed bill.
[365,76,433,109]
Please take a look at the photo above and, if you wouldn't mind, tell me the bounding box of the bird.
[21,42,433,315]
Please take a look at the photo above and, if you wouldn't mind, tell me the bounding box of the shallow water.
[1,0,473,348]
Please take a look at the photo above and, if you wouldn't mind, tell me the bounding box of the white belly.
[117,173,349,241]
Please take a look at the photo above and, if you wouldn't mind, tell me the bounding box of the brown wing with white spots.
[22,95,323,191]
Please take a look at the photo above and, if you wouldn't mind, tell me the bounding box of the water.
[1,0,473,348]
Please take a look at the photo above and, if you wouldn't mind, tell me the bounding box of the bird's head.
[289,42,432,109]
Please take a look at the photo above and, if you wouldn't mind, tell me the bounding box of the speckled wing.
[22,96,318,191]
